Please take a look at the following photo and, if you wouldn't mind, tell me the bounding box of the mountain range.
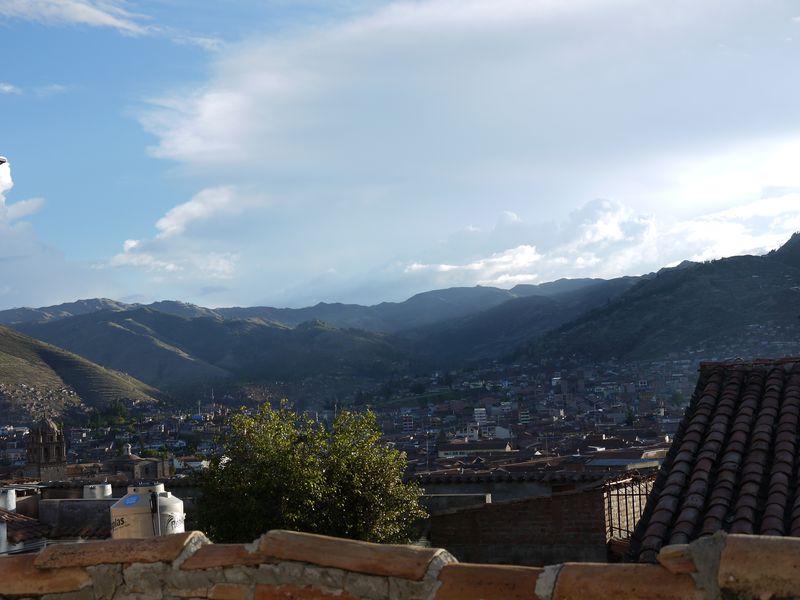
[0,279,607,331]
[3,233,800,415]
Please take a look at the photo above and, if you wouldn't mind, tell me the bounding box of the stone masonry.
[0,528,798,599]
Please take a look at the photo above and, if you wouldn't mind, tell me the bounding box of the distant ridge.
[402,277,640,364]
[0,280,606,332]
[0,298,130,325]
[769,231,800,269]
[4,234,800,392]
[525,234,800,361]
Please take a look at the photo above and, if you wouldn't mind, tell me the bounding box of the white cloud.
[0,0,146,34]
[107,244,238,280]
[35,83,70,97]
[1,163,44,221]
[155,186,256,239]
[667,194,800,262]
[0,82,21,94]
[105,186,268,287]
[137,3,800,218]
[0,82,74,97]
[397,193,800,292]
[0,1,224,49]
[6,197,45,221]
[119,0,800,305]
[168,32,225,52]
[408,245,542,286]
[107,247,181,273]
[0,162,12,200]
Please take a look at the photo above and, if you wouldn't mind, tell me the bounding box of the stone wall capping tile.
[657,544,696,574]
[434,563,542,600]
[718,533,800,598]
[35,531,210,569]
[0,554,92,597]
[258,529,453,581]
[551,563,703,600]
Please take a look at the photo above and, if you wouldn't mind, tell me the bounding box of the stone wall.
[428,488,608,565]
[0,528,795,599]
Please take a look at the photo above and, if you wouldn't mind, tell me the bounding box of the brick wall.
[421,480,552,502]
[428,488,609,566]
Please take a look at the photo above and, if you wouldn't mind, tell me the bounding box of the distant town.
[0,349,708,559]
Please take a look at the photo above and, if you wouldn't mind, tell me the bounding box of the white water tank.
[83,483,113,499]
[110,483,185,539]
[0,489,16,512]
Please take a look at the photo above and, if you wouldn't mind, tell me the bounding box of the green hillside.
[18,309,231,389]
[525,247,800,361]
[0,324,160,417]
[16,310,412,389]
[403,276,640,365]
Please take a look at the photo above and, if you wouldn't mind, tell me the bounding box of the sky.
[1,0,800,309]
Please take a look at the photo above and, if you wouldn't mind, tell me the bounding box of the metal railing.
[604,474,655,540]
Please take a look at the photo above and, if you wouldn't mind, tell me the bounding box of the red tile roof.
[631,359,800,561]
[0,508,50,543]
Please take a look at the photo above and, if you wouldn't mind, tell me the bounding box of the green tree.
[195,402,426,543]
[409,381,427,395]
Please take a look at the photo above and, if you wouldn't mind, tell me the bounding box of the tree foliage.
[195,402,426,543]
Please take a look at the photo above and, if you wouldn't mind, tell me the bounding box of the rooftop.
[631,358,800,562]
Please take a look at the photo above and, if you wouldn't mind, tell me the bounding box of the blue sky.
[1,0,800,309]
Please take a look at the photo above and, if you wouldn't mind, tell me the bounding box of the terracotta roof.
[0,508,50,543]
[631,359,800,562]
[48,522,110,540]
[438,440,511,451]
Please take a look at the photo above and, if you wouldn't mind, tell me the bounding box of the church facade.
[24,418,67,481]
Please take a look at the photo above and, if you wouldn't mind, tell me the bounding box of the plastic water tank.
[83,483,112,499]
[0,488,16,512]
[110,483,185,539]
